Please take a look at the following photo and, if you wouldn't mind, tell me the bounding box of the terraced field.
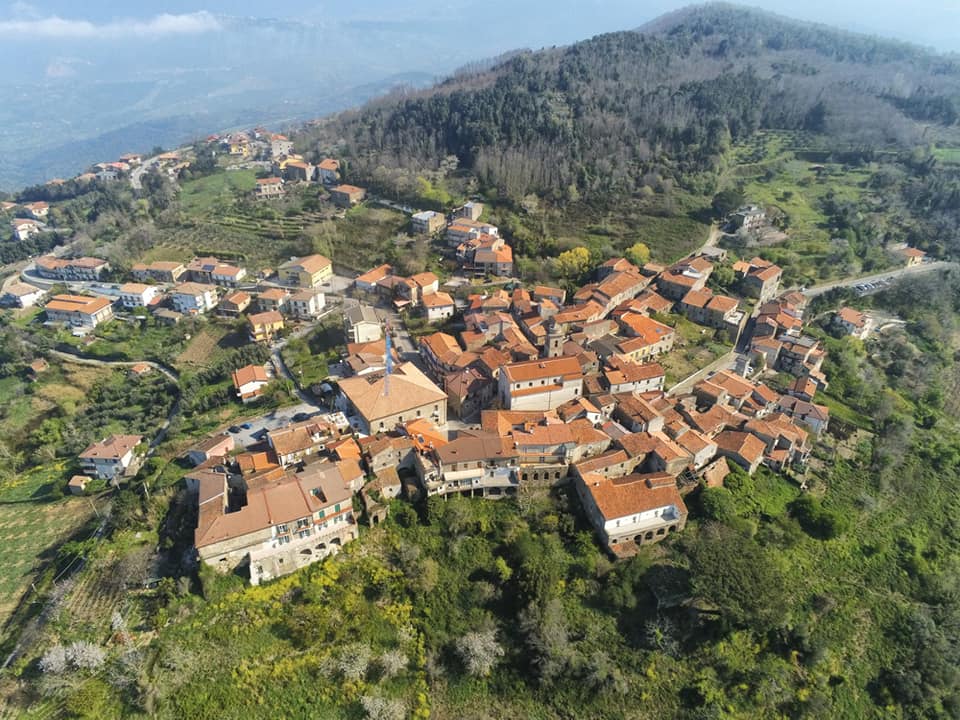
[0,465,106,625]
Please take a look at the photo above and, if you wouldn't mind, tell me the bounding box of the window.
[296,517,310,529]
[276,524,289,534]
[317,509,325,519]
[334,503,341,513]
[296,529,311,540]
[277,535,291,546]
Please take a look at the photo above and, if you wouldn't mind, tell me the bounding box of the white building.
[422,292,455,322]
[119,283,160,309]
[78,434,144,481]
[171,282,219,315]
[1,281,45,308]
[287,289,326,320]
[344,304,382,344]
[498,356,585,411]
[575,472,688,553]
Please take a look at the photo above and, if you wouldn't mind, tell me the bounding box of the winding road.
[46,349,181,450]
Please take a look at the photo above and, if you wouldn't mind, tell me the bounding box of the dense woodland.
[292,4,960,266]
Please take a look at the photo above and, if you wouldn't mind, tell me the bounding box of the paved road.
[800,261,955,299]
[130,156,163,191]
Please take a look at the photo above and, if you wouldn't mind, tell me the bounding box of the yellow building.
[279,254,333,288]
[248,310,285,343]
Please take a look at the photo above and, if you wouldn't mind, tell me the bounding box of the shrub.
[790,495,850,540]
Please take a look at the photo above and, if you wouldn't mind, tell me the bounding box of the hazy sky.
[1,0,958,53]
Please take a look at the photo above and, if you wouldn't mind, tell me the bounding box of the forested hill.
[302,3,960,203]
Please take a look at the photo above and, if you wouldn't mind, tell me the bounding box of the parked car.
[228,425,241,433]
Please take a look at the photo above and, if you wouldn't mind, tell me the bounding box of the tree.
[553,247,591,280]
[376,649,408,680]
[712,187,746,218]
[360,695,406,720]
[699,487,738,523]
[39,645,68,675]
[518,598,572,684]
[625,242,651,266]
[456,629,504,677]
[338,643,372,681]
[688,524,786,632]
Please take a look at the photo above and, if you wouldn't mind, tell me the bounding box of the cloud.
[0,11,222,39]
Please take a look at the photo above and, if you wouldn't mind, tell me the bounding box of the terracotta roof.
[79,434,143,461]
[357,264,393,284]
[4,281,42,297]
[223,291,251,306]
[436,432,517,465]
[237,451,279,474]
[707,295,739,313]
[410,272,439,288]
[574,449,632,475]
[282,254,332,275]
[619,315,674,345]
[232,364,269,388]
[46,294,113,315]
[420,332,462,363]
[332,184,364,194]
[338,363,446,423]
[422,291,454,309]
[502,356,582,383]
[581,472,686,521]
[836,306,866,328]
[714,431,766,465]
[248,310,284,326]
[902,247,926,258]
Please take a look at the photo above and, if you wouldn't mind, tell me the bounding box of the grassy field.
[0,464,106,624]
[932,145,960,164]
[174,322,247,370]
[722,130,900,285]
[657,315,733,386]
[179,169,258,214]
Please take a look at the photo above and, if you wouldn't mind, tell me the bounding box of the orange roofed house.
[338,362,448,434]
[329,184,366,207]
[79,434,144,481]
[735,257,783,304]
[498,356,584,411]
[193,461,358,585]
[575,472,688,556]
[232,364,270,403]
[254,176,285,200]
[248,310,285,343]
[45,294,114,328]
[280,254,333,288]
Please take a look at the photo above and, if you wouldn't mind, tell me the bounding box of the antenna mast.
[384,318,392,397]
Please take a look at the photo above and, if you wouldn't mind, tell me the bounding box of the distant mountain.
[0,0,662,191]
[306,3,960,203]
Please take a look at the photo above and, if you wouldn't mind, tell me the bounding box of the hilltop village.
[0,128,932,587]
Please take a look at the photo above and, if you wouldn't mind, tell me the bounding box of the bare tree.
[338,642,372,681]
[38,645,68,675]
[456,629,504,677]
[360,695,406,720]
[377,649,408,680]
